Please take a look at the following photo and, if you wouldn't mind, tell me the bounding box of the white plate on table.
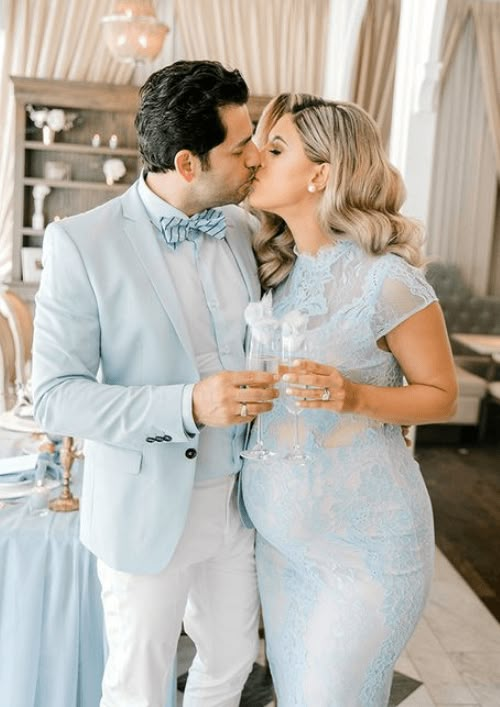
[0,454,59,500]
[0,477,35,497]
[0,477,60,500]
[0,409,42,434]
[0,453,38,475]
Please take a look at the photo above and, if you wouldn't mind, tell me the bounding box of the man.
[32,61,278,707]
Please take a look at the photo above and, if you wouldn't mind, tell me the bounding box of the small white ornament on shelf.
[109,134,119,149]
[91,133,101,147]
[103,158,126,186]
[21,247,43,283]
[42,126,54,145]
[44,161,71,181]
[32,184,51,231]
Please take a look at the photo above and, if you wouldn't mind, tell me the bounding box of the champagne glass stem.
[255,415,264,450]
[292,412,300,454]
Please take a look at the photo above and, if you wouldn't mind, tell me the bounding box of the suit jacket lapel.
[120,184,198,367]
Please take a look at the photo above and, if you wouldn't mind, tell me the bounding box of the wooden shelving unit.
[10,76,142,297]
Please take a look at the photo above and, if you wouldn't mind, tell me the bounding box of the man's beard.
[204,179,255,207]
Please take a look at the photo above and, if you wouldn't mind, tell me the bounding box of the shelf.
[24,177,131,192]
[6,280,40,298]
[24,141,138,157]
[22,227,44,236]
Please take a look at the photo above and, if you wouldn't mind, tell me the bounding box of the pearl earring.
[307,184,316,193]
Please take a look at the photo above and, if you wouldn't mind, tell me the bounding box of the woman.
[241,94,457,706]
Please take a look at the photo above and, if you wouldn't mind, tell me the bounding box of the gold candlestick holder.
[49,436,80,512]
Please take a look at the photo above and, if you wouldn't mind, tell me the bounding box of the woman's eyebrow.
[269,134,288,145]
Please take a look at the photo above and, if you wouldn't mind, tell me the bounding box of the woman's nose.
[257,147,267,166]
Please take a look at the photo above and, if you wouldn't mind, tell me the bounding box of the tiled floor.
[399,548,500,707]
[416,441,500,623]
[176,547,500,706]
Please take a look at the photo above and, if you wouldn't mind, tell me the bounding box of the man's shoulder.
[55,192,125,236]
[48,182,140,244]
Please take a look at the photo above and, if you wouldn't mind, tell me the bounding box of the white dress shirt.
[138,174,250,480]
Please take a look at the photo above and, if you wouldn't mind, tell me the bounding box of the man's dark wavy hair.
[135,60,249,172]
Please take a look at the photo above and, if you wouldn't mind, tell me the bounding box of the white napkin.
[0,454,38,479]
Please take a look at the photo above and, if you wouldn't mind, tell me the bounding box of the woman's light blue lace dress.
[242,240,437,706]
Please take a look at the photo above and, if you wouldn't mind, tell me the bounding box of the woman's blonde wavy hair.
[252,93,425,290]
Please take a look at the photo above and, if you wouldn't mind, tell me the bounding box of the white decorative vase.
[42,126,55,145]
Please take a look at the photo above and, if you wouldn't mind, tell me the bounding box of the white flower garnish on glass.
[244,291,278,343]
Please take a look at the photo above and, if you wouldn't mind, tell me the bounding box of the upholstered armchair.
[425,262,500,426]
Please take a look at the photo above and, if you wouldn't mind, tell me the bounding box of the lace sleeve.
[370,256,438,340]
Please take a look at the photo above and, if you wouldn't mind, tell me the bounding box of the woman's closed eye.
[268,148,281,156]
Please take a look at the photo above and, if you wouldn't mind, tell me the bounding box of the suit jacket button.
[163,435,172,442]
[185,448,197,459]
[146,436,155,443]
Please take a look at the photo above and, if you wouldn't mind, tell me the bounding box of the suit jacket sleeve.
[32,223,195,452]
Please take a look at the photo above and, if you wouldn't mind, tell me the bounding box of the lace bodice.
[274,239,437,386]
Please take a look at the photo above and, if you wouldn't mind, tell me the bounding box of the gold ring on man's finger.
[240,403,249,417]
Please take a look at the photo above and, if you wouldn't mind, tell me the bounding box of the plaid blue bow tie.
[159,208,226,250]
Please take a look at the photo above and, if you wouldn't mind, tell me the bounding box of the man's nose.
[246,141,261,168]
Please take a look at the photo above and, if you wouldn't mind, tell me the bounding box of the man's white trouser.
[98,475,260,707]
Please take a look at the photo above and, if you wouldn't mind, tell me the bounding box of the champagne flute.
[280,324,310,464]
[240,323,279,461]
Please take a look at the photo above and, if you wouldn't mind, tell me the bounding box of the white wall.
[390,0,447,228]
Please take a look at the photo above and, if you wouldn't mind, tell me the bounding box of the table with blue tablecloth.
[0,430,177,707]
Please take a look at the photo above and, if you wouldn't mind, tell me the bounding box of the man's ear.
[174,150,199,183]
[310,163,330,192]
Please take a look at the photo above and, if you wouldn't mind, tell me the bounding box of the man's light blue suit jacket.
[32,181,260,574]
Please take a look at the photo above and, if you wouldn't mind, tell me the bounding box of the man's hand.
[192,370,279,427]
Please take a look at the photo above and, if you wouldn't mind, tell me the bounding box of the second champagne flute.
[280,322,310,464]
[240,323,279,461]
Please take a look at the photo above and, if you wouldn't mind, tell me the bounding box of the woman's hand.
[282,360,359,413]
[282,361,414,444]
[281,304,457,426]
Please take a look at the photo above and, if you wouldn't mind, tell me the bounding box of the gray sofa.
[425,262,500,426]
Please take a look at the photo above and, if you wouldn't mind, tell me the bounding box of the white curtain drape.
[175,0,329,95]
[322,0,368,100]
[0,0,134,283]
[427,15,497,295]
[350,0,401,147]
[490,187,500,295]
[441,0,500,178]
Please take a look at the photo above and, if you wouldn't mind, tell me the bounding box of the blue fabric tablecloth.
[0,431,177,707]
